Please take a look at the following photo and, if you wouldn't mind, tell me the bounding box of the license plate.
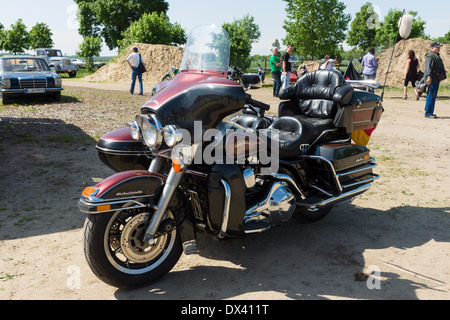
[25,88,46,94]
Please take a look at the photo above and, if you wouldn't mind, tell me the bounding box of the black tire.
[53,92,61,102]
[293,205,333,224]
[69,72,77,78]
[83,208,182,288]
[0,92,11,105]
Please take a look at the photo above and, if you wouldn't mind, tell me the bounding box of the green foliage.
[76,36,102,71]
[119,12,187,49]
[434,30,450,44]
[375,9,427,49]
[29,22,54,49]
[347,2,379,50]
[1,19,29,54]
[222,14,261,71]
[282,0,350,60]
[75,0,169,50]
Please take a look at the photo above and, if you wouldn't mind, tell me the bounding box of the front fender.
[78,170,166,214]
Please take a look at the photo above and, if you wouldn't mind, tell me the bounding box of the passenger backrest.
[278,70,354,119]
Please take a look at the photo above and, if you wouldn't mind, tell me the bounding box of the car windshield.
[180,25,230,73]
[0,58,50,72]
[46,50,62,57]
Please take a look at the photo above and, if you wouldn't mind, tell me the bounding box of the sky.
[0,0,449,57]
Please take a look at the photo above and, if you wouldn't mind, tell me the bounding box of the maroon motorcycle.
[78,25,382,288]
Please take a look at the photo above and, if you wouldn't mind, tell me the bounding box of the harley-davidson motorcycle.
[78,25,383,288]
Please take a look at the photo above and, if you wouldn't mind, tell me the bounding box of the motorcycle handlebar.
[245,93,270,111]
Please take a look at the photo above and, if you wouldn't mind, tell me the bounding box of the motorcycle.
[228,63,264,90]
[161,62,179,81]
[78,25,383,288]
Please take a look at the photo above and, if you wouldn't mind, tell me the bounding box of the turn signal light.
[172,157,184,173]
[82,186,97,197]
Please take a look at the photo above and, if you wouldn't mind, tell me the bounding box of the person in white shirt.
[320,55,336,70]
[126,47,145,95]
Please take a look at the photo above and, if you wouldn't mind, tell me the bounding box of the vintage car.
[36,48,79,78]
[0,56,63,104]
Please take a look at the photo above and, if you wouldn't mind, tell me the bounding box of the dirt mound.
[376,38,449,87]
[84,43,184,85]
[298,60,320,73]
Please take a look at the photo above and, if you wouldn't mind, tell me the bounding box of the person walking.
[126,47,145,95]
[361,48,378,92]
[270,47,282,97]
[403,50,420,100]
[281,44,293,91]
[424,42,446,118]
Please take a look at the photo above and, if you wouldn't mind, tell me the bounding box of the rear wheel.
[293,205,333,224]
[83,207,182,288]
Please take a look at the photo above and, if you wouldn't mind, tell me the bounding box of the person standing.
[361,48,378,92]
[126,47,145,95]
[403,50,419,100]
[281,44,293,91]
[270,47,282,97]
[424,42,446,118]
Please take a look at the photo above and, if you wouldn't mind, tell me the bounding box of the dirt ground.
[0,78,449,300]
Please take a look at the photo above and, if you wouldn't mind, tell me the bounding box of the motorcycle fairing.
[141,72,247,136]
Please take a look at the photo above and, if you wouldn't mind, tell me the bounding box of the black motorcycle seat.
[234,113,272,130]
[263,116,334,158]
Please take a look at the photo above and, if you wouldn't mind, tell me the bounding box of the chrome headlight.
[127,120,140,141]
[1,77,11,89]
[137,114,162,149]
[163,125,183,147]
[54,76,62,88]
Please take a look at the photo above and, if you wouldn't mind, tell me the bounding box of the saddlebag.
[307,143,379,196]
[96,127,152,172]
[333,90,383,133]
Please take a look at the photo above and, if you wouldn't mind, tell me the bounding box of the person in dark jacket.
[424,42,446,118]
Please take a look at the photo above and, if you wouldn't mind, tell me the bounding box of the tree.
[75,0,169,50]
[347,2,379,50]
[29,22,54,49]
[2,19,29,54]
[282,0,350,60]
[77,36,102,71]
[222,14,261,71]
[272,39,281,50]
[119,12,187,49]
[434,30,450,44]
[375,9,427,49]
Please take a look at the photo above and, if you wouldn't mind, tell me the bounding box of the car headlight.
[1,77,11,89]
[137,114,162,149]
[54,76,62,88]
[163,125,183,147]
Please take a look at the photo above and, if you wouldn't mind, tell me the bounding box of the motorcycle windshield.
[180,25,230,73]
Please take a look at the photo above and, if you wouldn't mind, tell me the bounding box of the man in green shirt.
[270,47,282,97]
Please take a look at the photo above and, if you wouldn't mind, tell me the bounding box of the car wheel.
[0,92,11,105]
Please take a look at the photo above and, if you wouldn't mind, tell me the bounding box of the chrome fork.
[144,163,185,243]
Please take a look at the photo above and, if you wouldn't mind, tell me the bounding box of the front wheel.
[83,208,182,288]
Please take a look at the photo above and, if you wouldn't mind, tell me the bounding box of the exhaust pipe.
[296,183,372,211]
